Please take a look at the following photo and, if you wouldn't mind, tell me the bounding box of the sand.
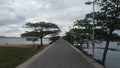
[0,44,49,48]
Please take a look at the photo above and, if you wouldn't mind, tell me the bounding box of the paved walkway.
[23,38,96,68]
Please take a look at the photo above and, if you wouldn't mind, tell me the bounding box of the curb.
[16,42,56,68]
[63,40,104,68]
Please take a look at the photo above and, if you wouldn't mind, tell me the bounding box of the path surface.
[25,38,95,68]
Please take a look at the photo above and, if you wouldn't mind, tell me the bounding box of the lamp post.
[85,0,96,58]
[68,26,72,43]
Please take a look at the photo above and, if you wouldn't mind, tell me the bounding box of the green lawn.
[0,46,43,68]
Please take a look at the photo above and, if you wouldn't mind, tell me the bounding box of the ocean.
[82,41,120,68]
[0,38,50,44]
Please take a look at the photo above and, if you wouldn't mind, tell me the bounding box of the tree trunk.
[80,43,83,48]
[102,40,110,65]
[80,39,83,49]
[92,41,95,58]
[33,41,35,45]
[32,41,35,49]
[40,37,43,47]
[33,41,37,50]
[86,42,89,48]
[102,29,113,65]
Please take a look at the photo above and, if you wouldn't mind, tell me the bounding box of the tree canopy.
[21,21,61,48]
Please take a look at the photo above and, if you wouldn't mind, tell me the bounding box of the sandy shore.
[0,44,49,48]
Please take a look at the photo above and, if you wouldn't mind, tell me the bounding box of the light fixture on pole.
[85,0,96,58]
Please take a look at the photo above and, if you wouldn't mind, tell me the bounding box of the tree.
[49,36,60,44]
[63,31,73,44]
[21,31,38,45]
[21,21,60,48]
[95,0,120,65]
[73,19,92,49]
[74,19,92,29]
[49,29,61,44]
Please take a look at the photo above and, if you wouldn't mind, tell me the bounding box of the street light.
[85,0,96,58]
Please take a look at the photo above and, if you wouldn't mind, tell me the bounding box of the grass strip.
[0,46,44,68]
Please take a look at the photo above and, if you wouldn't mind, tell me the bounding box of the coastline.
[0,44,49,48]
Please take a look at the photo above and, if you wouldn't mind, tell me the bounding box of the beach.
[0,44,49,48]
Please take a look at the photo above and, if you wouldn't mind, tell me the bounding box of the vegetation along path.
[17,38,103,68]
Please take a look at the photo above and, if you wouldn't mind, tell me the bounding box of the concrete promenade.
[17,38,103,68]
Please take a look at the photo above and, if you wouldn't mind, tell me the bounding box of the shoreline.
[0,44,49,48]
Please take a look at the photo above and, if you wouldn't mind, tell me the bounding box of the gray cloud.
[0,0,96,37]
[0,15,25,26]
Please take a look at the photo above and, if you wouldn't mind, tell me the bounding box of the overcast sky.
[0,0,97,37]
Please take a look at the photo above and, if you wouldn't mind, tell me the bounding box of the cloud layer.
[0,0,95,37]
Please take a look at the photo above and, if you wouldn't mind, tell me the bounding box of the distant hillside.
[0,36,20,38]
[0,36,7,38]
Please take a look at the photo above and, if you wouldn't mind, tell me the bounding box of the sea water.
[0,38,50,44]
[83,41,120,68]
